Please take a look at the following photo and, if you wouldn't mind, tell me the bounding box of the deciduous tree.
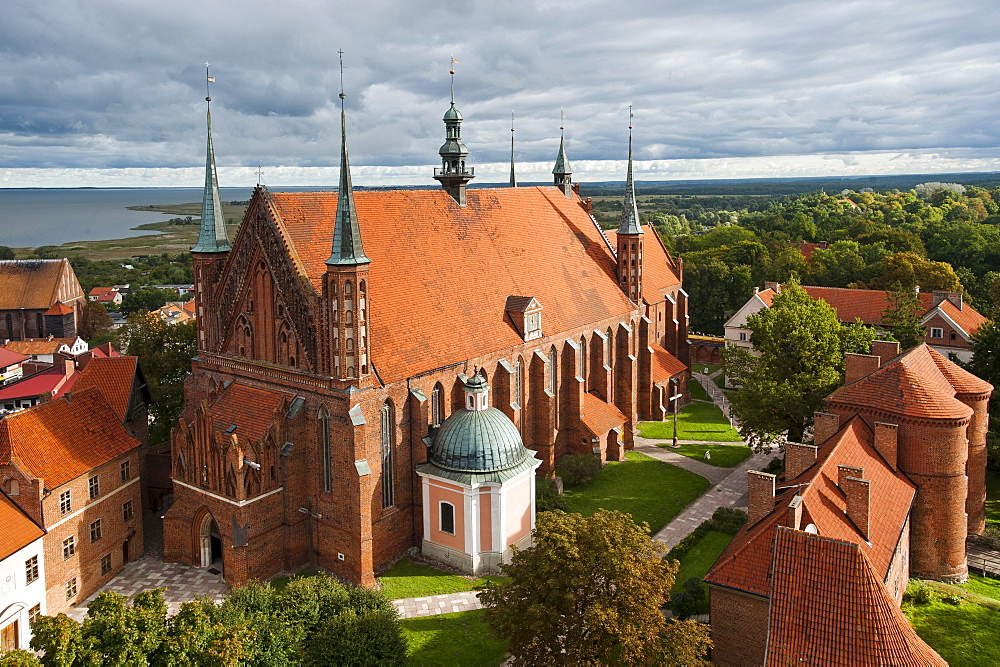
[881,282,925,350]
[480,509,711,665]
[724,281,875,447]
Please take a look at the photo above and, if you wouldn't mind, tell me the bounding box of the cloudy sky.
[3,0,1000,187]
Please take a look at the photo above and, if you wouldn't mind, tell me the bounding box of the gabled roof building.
[163,80,689,586]
[0,259,85,341]
[706,341,986,665]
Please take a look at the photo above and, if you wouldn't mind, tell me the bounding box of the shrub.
[669,578,705,620]
[556,453,602,486]
[762,456,784,475]
[536,478,568,512]
[905,580,934,606]
[665,507,747,561]
[304,609,407,666]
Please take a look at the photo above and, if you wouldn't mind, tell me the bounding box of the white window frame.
[440,501,456,535]
[930,327,944,339]
[59,490,72,515]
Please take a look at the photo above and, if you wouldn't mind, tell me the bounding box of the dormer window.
[505,296,543,342]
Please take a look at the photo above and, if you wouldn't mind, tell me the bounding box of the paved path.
[66,556,229,622]
[392,591,483,618]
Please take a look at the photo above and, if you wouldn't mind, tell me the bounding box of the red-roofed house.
[0,259,85,341]
[705,341,986,665]
[88,287,123,305]
[0,387,144,616]
[163,96,689,587]
[0,490,46,653]
[2,336,88,364]
[725,283,988,362]
[0,360,77,414]
[0,348,29,386]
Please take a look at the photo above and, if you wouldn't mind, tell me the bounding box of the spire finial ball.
[339,93,346,100]
[206,97,211,102]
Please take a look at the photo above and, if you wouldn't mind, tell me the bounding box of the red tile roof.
[0,491,44,560]
[580,391,628,436]
[828,344,976,419]
[650,342,686,383]
[926,345,992,395]
[933,297,988,337]
[0,348,29,369]
[89,287,114,297]
[269,187,642,383]
[0,259,73,310]
[706,416,916,596]
[210,382,287,444]
[44,301,74,316]
[767,527,945,666]
[0,366,76,401]
[3,338,75,356]
[0,386,140,488]
[60,356,140,421]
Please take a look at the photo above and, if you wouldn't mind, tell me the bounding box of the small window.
[7,479,18,496]
[739,332,747,341]
[90,519,102,543]
[65,577,77,600]
[62,535,76,560]
[122,500,134,522]
[440,502,455,535]
[101,554,112,575]
[120,460,131,482]
[28,604,41,625]
[88,475,100,500]
[59,490,72,515]
[929,327,943,339]
[25,556,39,584]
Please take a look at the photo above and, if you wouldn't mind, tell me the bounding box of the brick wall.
[37,450,144,615]
[709,586,769,666]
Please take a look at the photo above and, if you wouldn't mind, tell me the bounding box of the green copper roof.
[429,406,531,474]
[443,102,463,121]
[326,109,370,266]
[552,133,571,176]
[192,110,232,253]
[416,455,539,486]
[618,128,643,236]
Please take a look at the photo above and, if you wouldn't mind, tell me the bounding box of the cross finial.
[338,49,346,109]
[256,165,263,186]
[511,110,515,134]
[449,55,458,104]
[628,104,633,131]
[560,108,565,133]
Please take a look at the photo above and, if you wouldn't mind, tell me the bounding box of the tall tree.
[77,299,112,342]
[115,313,196,444]
[725,281,875,447]
[480,509,711,665]
[881,282,925,350]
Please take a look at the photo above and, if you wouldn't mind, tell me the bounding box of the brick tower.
[552,117,572,198]
[616,110,643,303]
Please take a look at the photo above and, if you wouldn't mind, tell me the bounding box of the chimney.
[764,281,781,293]
[813,412,840,445]
[786,495,803,530]
[842,475,871,539]
[870,340,900,365]
[753,286,759,294]
[837,464,864,489]
[63,357,75,379]
[747,471,776,525]
[844,353,880,384]
[932,290,963,311]
[873,422,898,471]
[785,443,819,479]
[583,197,593,216]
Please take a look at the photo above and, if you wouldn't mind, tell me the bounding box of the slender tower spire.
[616,106,643,302]
[433,57,475,206]
[192,63,231,253]
[553,109,573,198]
[326,53,370,267]
[509,111,517,188]
[618,106,643,236]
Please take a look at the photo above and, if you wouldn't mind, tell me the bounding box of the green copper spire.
[553,111,573,197]
[433,58,475,205]
[509,111,517,188]
[192,64,232,254]
[618,106,643,236]
[326,55,370,266]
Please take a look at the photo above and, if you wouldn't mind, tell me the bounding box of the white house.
[0,491,46,654]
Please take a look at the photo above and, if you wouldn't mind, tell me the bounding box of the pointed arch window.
[4,314,11,338]
[319,408,331,493]
[548,346,557,392]
[432,383,444,427]
[579,336,588,382]
[344,281,353,297]
[381,401,395,508]
[515,357,524,408]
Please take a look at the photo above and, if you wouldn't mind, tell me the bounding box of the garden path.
[392,591,483,618]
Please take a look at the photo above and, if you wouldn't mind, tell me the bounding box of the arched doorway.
[199,513,223,572]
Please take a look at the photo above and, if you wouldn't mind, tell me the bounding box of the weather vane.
[338,49,346,108]
[449,55,458,103]
[511,110,515,135]
[256,165,263,186]
[205,62,215,107]
[628,104,633,132]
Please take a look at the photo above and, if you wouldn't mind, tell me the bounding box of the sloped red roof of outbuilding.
[766,527,945,666]
[580,391,628,436]
[0,387,139,488]
[0,491,44,559]
[60,356,141,421]
[270,187,642,384]
[210,382,287,444]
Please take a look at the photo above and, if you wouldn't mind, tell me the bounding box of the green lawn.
[688,380,710,402]
[905,597,1000,665]
[986,470,1000,527]
[658,442,751,467]
[638,401,742,442]
[961,574,1000,600]
[401,610,507,666]
[671,530,735,615]
[377,558,506,600]
[562,452,710,532]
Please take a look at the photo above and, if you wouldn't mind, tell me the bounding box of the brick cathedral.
[162,81,689,586]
